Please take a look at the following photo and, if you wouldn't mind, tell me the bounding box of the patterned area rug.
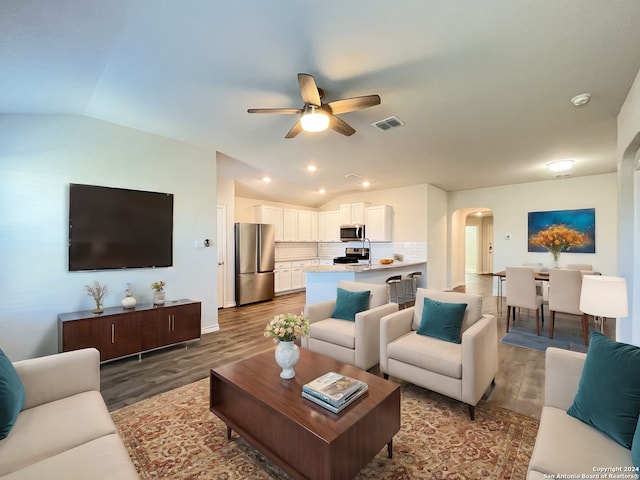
[111,378,538,479]
[501,325,588,353]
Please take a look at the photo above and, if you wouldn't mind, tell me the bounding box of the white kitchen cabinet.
[340,202,369,225]
[274,262,292,293]
[291,261,307,289]
[318,210,341,241]
[255,205,284,241]
[297,210,318,241]
[365,205,393,241]
[282,209,298,241]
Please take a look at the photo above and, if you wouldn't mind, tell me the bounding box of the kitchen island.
[304,260,427,305]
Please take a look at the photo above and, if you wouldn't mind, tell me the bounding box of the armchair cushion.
[416,297,467,344]
[331,288,370,321]
[308,319,356,349]
[567,330,640,449]
[0,350,26,440]
[387,332,462,379]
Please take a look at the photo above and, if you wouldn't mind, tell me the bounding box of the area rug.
[500,325,588,353]
[111,378,538,479]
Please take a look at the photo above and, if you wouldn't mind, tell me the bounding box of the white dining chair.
[548,269,593,345]
[506,267,544,336]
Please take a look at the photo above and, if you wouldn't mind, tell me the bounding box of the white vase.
[274,341,300,379]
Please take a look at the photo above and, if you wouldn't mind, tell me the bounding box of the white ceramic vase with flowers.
[264,313,310,379]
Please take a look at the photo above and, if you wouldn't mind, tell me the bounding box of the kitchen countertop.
[303,260,426,273]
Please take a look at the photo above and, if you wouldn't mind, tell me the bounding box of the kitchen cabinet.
[59,300,201,363]
[291,261,307,289]
[275,262,292,293]
[340,202,369,225]
[365,205,393,241]
[282,208,298,241]
[254,205,284,241]
[318,210,341,241]
[297,210,318,241]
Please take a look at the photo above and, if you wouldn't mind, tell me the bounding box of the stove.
[333,247,370,265]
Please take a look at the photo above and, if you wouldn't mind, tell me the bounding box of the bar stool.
[385,275,405,308]
[401,272,422,307]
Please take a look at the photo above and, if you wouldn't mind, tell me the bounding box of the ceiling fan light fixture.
[300,106,329,132]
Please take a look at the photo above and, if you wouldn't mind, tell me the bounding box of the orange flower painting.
[528,209,595,258]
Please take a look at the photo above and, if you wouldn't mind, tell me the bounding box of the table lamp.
[579,275,629,333]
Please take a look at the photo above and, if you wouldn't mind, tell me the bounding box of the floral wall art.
[527,208,595,263]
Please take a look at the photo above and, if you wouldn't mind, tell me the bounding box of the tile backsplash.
[276,242,427,262]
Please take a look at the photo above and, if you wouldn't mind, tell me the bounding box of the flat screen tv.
[68,183,173,271]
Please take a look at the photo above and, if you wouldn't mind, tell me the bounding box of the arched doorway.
[451,207,494,289]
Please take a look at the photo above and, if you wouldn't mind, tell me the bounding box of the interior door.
[217,204,226,309]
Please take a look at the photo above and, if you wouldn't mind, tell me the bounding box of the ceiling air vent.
[372,116,405,131]
[553,172,573,179]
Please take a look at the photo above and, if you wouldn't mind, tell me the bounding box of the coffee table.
[209,349,400,480]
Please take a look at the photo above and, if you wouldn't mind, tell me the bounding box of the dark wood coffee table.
[209,349,400,480]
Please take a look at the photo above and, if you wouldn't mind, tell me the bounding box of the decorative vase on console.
[121,283,137,309]
[151,281,166,306]
[85,281,108,315]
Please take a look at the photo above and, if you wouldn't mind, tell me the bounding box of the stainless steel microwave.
[340,224,366,242]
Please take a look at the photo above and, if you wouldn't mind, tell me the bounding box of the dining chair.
[523,262,544,295]
[548,269,593,345]
[566,264,593,271]
[506,266,544,335]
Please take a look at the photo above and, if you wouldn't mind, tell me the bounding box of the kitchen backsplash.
[275,242,427,261]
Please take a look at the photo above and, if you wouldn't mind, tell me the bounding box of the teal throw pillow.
[0,349,26,440]
[632,414,640,468]
[416,296,467,344]
[331,288,370,321]
[567,330,640,449]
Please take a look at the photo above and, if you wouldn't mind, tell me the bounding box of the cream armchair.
[302,280,399,370]
[380,288,498,419]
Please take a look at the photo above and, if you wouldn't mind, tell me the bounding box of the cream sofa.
[0,348,139,480]
[527,348,632,479]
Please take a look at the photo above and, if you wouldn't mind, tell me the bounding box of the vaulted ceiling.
[3,1,640,207]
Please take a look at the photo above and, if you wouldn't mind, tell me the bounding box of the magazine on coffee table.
[302,372,367,408]
[302,383,368,413]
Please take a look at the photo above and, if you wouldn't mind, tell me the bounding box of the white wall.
[426,184,447,290]
[617,66,640,345]
[448,174,618,289]
[0,114,218,360]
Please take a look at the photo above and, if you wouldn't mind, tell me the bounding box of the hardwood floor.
[101,274,613,419]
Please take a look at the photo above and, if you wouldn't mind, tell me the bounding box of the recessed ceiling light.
[547,160,575,172]
[319,188,326,194]
[362,181,370,188]
[570,93,591,106]
[307,164,317,172]
[262,176,271,183]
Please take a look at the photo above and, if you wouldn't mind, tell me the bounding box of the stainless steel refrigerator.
[234,223,275,306]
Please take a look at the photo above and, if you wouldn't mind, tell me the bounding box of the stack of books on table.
[302,372,368,413]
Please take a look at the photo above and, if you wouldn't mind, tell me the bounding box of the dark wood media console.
[58,299,201,362]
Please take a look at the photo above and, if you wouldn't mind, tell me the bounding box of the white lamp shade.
[300,106,329,132]
[580,275,629,318]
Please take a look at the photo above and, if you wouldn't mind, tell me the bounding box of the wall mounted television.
[68,183,174,271]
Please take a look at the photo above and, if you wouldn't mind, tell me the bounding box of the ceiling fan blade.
[326,95,381,115]
[328,115,356,136]
[247,108,302,114]
[298,73,321,106]
[285,121,303,139]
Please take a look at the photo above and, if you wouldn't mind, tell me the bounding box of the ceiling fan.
[248,73,381,138]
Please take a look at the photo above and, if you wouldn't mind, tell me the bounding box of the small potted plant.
[86,281,109,314]
[151,281,166,305]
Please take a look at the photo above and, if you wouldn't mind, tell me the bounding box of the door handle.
[111,323,115,343]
